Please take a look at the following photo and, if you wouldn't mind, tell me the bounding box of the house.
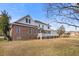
[60,31,79,38]
[69,31,79,37]
[10,15,51,40]
[34,20,51,34]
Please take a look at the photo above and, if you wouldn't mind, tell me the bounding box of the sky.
[0,3,46,22]
[0,3,79,31]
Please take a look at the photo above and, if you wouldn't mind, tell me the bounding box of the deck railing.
[37,33,59,39]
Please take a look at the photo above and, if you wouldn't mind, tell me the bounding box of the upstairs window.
[42,25,44,28]
[39,24,40,27]
[26,18,31,24]
[48,26,50,29]
[26,18,28,23]
[29,19,31,23]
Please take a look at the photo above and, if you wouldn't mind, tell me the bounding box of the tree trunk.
[3,31,12,41]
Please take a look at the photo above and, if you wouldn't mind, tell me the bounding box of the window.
[26,18,31,24]
[29,28,32,34]
[16,27,20,33]
[26,18,28,23]
[39,24,40,27]
[29,19,31,23]
[42,25,44,28]
[48,26,50,29]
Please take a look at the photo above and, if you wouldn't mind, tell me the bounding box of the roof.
[12,15,51,27]
[14,15,32,23]
[11,22,38,28]
[14,15,49,25]
[34,20,49,26]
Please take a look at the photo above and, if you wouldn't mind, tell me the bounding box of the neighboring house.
[60,32,70,37]
[69,31,79,37]
[10,15,51,40]
[60,31,79,38]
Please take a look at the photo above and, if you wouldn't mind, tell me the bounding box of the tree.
[57,25,65,36]
[0,10,11,41]
[44,3,79,28]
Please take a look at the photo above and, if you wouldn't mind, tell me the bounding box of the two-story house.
[10,15,51,40]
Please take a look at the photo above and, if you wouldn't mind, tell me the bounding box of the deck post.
[40,33,42,40]
[37,33,42,40]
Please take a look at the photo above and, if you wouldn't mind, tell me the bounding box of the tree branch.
[53,20,79,27]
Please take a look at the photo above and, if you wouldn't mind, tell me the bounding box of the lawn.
[0,38,79,56]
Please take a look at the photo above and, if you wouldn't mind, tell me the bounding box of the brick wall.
[11,24,38,40]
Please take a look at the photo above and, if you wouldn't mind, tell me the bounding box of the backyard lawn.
[0,38,79,56]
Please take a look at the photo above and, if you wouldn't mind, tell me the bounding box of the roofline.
[11,22,38,28]
[14,15,31,23]
[34,20,51,26]
[12,15,51,26]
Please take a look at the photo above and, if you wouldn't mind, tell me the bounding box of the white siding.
[43,25,49,30]
[50,31,59,36]
[35,22,49,30]
[17,17,36,26]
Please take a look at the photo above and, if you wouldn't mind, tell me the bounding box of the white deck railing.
[42,33,53,37]
[37,33,59,38]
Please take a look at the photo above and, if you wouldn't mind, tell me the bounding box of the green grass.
[0,38,79,56]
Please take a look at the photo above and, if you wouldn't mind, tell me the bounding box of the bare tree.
[57,25,65,36]
[44,3,79,28]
